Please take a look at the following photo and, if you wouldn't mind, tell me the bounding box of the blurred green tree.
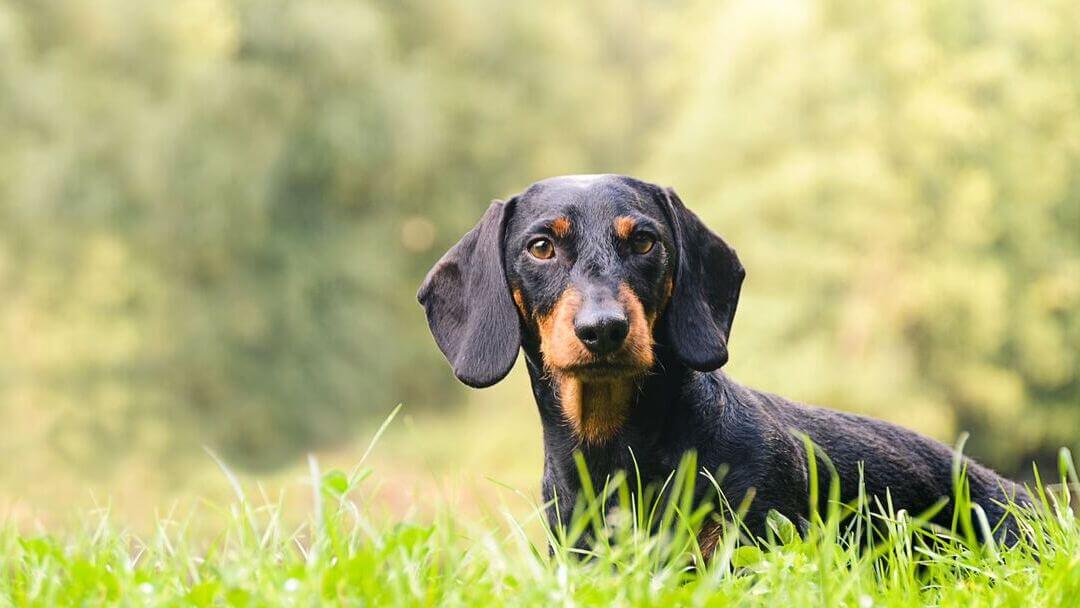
[650,0,1079,473]
[0,0,1074,475]
[0,0,688,469]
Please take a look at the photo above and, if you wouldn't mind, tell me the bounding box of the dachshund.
[418,174,1028,551]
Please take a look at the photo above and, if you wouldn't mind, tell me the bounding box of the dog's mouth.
[559,357,647,381]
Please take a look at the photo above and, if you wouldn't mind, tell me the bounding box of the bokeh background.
[0,0,1077,528]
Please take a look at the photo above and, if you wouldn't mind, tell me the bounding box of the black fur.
[419,174,1028,544]
[418,198,520,388]
[658,187,745,371]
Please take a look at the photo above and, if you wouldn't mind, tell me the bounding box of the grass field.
[2,409,1078,607]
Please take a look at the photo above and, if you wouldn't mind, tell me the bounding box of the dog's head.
[418,174,744,389]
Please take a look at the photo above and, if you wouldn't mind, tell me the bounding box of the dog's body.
[420,174,1026,547]
[531,353,1024,546]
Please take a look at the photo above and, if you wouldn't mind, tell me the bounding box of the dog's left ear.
[418,198,520,388]
[657,187,745,371]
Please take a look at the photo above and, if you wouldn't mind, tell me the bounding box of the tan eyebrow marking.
[614,216,636,239]
[552,217,571,238]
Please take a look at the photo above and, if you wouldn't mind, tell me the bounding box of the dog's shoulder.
[681,371,808,465]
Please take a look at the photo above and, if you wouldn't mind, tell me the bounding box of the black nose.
[574,311,630,356]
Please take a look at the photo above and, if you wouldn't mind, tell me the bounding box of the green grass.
[2,414,1078,606]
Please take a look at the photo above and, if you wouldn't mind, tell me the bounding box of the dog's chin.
[557,360,646,383]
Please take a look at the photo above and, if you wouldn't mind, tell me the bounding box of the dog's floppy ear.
[658,187,745,371]
[418,198,520,388]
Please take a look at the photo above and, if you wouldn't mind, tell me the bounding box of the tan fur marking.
[556,375,635,445]
[618,283,655,370]
[614,216,636,240]
[512,288,528,318]
[534,287,615,442]
[698,520,723,559]
[552,217,572,238]
[533,283,662,444]
[538,284,659,444]
[537,288,590,369]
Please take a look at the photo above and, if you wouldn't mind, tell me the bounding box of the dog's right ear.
[418,198,520,388]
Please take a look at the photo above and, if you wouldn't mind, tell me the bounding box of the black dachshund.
[419,174,1027,551]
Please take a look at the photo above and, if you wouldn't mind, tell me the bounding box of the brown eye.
[528,238,555,260]
[629,233,655,254]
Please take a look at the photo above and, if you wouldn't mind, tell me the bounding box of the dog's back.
[723,378,1028,539]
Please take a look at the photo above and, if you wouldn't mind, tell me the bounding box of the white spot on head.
[534,174,622,191]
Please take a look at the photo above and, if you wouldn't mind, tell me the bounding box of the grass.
[1,410,1078,607]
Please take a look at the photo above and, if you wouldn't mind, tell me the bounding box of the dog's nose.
[574,311,630,356]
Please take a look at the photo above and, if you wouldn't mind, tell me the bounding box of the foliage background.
[0,0,1076,522]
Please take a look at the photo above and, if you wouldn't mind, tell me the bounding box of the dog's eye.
[629,233,655,255]
[528,238,555,260]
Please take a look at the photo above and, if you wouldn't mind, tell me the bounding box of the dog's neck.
[521,342,695,454]
[521,342,708,530]
[546,373,638,445]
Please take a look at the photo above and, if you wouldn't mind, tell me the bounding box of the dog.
[418,174,1027,551]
